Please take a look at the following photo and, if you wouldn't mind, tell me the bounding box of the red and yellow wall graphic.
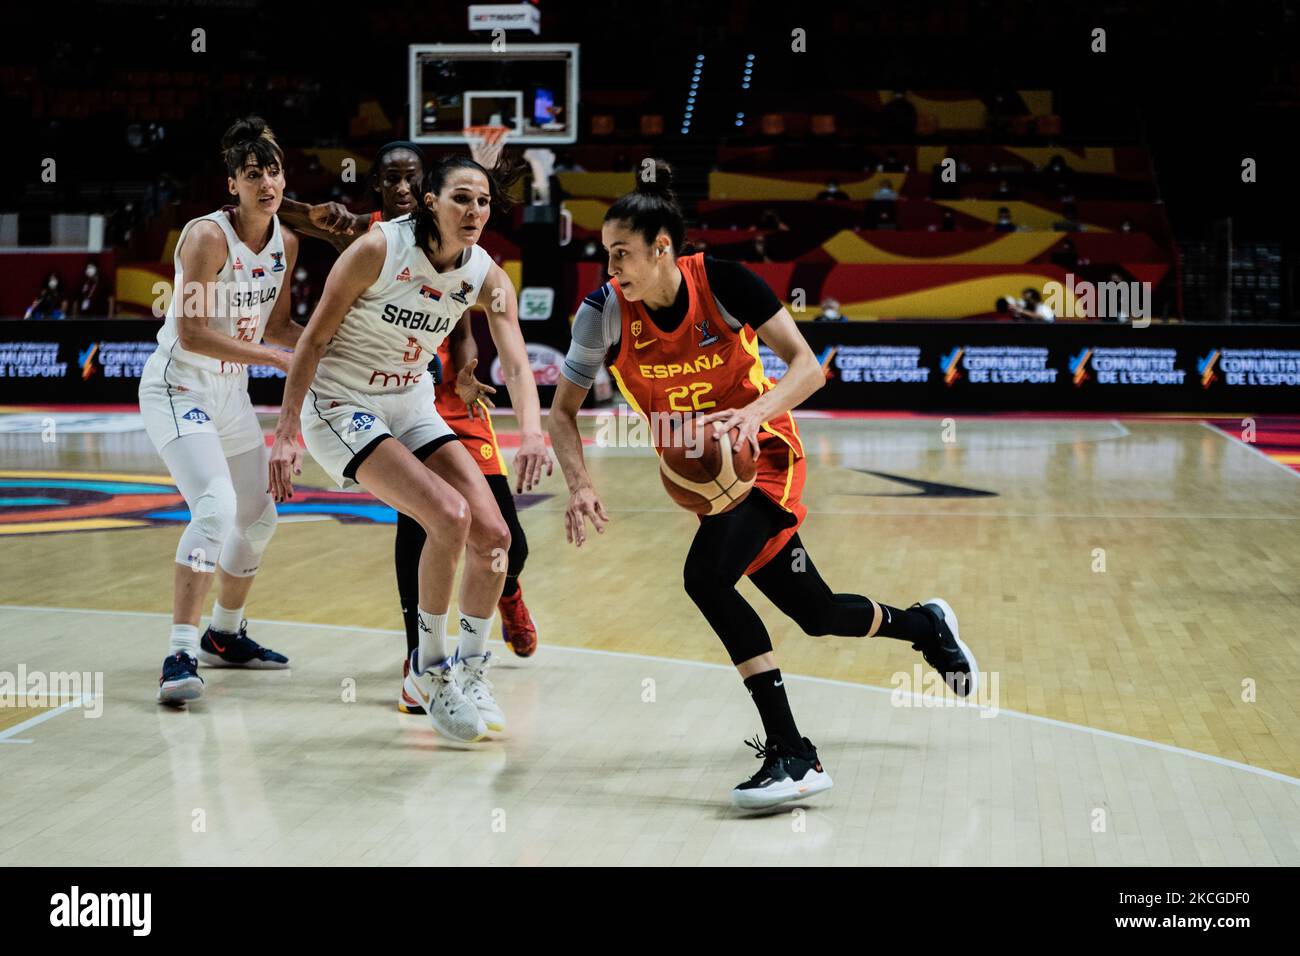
[572,262,1171,320]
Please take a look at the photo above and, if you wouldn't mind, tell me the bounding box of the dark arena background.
[0,0,1297,912]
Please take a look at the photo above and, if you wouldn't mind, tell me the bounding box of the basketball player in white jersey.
[139,116,301,704]
[269,155,551,742]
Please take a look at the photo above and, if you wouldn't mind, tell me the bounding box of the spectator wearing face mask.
[72,261,108,317]
[814,297,846,322]
[25,273,67,320]
[290,265,315,322]
[817,179,849,201]
[993,206,1018,232]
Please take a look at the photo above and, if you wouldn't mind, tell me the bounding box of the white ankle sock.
[417,609,449,672]
[170,624,199,657]
[457,612,493,659]
[211,602,243,634]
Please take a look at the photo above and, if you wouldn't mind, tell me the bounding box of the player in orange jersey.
[548,161,980,810]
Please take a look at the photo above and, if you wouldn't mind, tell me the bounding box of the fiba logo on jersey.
[270,251,285,272]
[695,318,719,347]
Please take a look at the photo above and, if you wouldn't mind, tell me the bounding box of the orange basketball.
[659,417,757,515]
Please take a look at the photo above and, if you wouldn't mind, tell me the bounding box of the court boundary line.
[4,603,1298,790]
[1199,420,1300,480]
[0,693,95,744]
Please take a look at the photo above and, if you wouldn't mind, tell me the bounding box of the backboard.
[409,43,579,145]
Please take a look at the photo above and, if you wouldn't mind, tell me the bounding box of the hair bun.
[634,158,675,198]
[221,115,273,151]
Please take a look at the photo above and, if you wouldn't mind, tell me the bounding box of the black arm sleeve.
[703,256,782,328]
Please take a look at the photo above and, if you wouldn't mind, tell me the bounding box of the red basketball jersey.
[607,253,806,573]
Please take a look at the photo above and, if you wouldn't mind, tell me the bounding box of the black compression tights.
[682,492,883,666]
[394,472,528,653]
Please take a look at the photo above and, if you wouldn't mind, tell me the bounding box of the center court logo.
[49,886,151,936]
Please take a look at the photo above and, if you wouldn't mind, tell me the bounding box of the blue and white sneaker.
[197,620,289,669]
[158,651,204,704]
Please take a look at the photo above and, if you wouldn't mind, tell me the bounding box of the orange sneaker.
[398,656,426,714]
[498,586,538,658]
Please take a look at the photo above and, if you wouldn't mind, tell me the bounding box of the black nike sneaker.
[198,620,289,669]
[910,598,979,697]
[157,651,203,704]
[731,735,833,810]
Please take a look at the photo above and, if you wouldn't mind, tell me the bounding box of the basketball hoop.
[464,125,510,168]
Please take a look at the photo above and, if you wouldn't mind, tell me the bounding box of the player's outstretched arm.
[477,262,553,493]
[549,375,610,547]
[278,197,365,252]
[268,229,385,502]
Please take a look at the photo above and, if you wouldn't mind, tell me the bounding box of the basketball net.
[464,125,510,168]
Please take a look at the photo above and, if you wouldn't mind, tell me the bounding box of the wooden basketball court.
[2,407,1298,865]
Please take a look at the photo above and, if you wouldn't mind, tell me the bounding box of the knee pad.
[176,482,236,571]
[243,498,278,552]
[219,498,277,577]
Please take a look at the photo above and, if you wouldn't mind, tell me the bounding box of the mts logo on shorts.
[50,886,151,936]
[381,304,452,334]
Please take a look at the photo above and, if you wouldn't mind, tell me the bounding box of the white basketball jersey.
[155,208,287,375]
[315,216,494,394]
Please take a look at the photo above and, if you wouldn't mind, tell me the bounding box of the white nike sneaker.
[405,649,487,742]
[457,651,505,732]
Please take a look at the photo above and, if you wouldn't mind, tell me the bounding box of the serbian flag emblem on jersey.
[419,284,442,301]
[251,266,266,278]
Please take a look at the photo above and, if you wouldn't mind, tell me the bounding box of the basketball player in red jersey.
[280,142,540,720]
[548,161,980,810]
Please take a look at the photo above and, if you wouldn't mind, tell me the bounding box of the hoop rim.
[462,125,510,143]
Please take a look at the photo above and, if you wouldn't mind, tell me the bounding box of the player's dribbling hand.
[514,431,554,493]
[456,358,497,418]
[268,436,303,502]
[697,406,762,458]
[564,485,610,547]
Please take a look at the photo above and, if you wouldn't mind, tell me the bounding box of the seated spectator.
[758,208,790,231]
[1050,238,1081,270]
[749,234,774,263]
[814,297,846,322]
[994,178,1019,200]
[993,206,1018,232]
[816,179,849,201]
[928,208,958,232]
[881,93,916,139]
[873,178,898,201]
[1053,201,1084,232]
[879,150,908,173]
[71,261,108,317]
[1003,288,1055,322]
[290,266,315,322]
[1119,219,1136,234]
[872,209,899,231]
[25,273,66,320]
